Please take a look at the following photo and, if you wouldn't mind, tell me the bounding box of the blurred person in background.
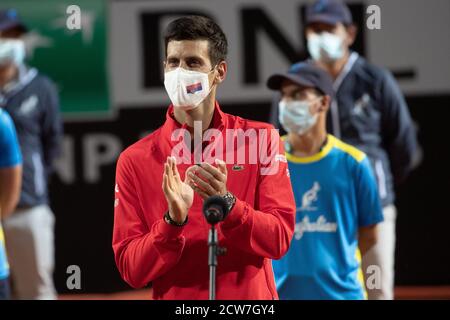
[270,0,417,299]
[0,108,22,300]
[0,9,62,300]
[267,62,383,300]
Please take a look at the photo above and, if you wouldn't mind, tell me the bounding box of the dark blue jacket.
[270,53,418,207]
[1,66,62,207]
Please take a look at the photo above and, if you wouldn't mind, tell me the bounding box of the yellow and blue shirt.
[273,134,383,300]
[0,108,22,280]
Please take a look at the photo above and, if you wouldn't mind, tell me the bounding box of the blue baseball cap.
[0,9,28,33]
[305,0,353,26]
[267,62,334,98]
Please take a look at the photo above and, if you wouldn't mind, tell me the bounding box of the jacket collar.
[161,100,228,147]
[333,51,359,91]
[0,65,38,106]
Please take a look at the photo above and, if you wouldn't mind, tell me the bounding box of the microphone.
[203,195,229,300]
[202,195,229,225]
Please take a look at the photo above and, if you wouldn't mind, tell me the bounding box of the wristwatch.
[164,211,188,227]
[222,191,236,213]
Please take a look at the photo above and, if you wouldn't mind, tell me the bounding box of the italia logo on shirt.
[186,82,203,94]
[294,216,338,240]
[295,181,338,240]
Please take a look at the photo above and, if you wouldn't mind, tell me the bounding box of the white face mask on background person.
[164,67,216,111]
[307,32,345,62]
[0,39,26,66]
[278,98,320,135]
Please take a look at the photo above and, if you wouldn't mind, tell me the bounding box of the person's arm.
[0,111,23,219]
[355,157,384,255]
[188,129,295,260]
[0,165,22,219]
[112,154,190,289]
[358,224,378,256]
[41,79,63,176]
[218,130,296,260]
[380,71,418,185]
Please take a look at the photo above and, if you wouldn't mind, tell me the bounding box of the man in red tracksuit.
[112,15,296,300]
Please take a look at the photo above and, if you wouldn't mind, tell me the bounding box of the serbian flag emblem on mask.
[186,82,203,94]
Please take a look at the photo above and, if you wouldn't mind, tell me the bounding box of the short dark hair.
[164,15,228,66]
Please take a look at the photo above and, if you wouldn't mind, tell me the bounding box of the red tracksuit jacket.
[112,102,295,299]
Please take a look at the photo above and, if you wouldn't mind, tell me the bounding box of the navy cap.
[267,62,334,98]
[0,9,28,33]
[305,0,353,26]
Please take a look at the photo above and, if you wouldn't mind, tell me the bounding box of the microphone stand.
[208,225,218,300]
[203,196,229,300]
[208,224,226,300]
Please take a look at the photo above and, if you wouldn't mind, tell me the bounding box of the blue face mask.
[278,98,319,135]
[307,32,345,62]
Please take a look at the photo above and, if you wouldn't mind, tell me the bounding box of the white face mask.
[279,98,320,135]
[0,39,26,66]
[164,67,215,111]
[307,32,345,62]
